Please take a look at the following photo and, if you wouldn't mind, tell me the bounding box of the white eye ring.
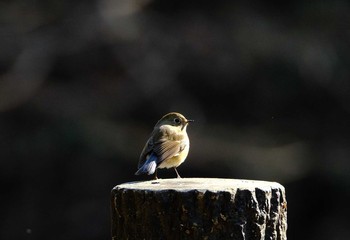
[174,118,180,124]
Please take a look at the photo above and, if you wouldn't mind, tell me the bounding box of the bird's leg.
[174,168,181,178]
[153,169,158,180]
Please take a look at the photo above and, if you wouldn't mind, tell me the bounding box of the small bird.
[135,112,193,179]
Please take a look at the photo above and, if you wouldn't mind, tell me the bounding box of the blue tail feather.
[135,153,158,175]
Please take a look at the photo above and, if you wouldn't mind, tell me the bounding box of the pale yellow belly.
[158,146,189,169]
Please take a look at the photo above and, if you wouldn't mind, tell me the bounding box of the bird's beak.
[182,119,193,130]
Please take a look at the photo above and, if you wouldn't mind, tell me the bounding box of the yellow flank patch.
[158,147,189,169]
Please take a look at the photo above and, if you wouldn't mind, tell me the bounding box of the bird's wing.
[153,139,185,162]
[153,126,188,162]
[138,126,187,168]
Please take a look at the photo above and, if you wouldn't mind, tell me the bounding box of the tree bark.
[111,178,287,240]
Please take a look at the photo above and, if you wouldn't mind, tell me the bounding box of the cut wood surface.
[111,178,287,240]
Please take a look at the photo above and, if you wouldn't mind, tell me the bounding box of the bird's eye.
[174,118,181,124]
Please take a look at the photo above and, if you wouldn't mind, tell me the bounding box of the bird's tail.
[135,154,157,175]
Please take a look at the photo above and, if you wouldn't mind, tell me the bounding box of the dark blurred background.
[1,0,350,239]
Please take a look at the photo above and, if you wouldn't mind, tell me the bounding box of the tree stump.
[111,178,287,240]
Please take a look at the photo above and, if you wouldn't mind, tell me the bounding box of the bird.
[135,112,193,179]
